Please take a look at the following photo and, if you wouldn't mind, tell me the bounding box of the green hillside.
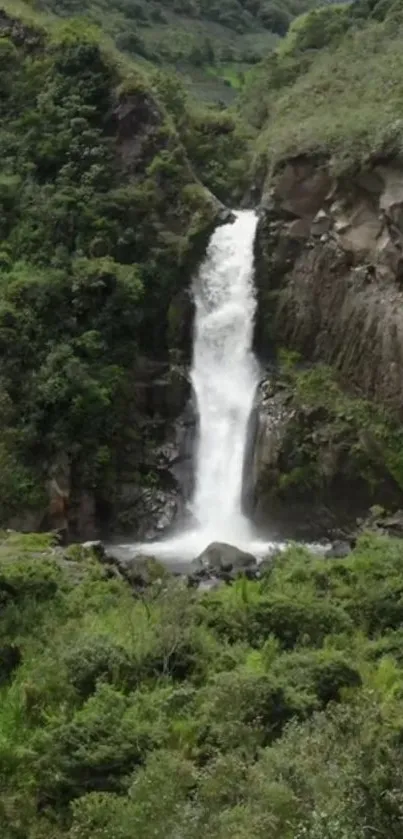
[241,0,403,173]
[0,0,251,529]
[25,0,330,101]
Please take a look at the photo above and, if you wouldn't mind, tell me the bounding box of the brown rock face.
[107,361,195,541]
[112,91,163,176]
[255,157,403,416]
[0,10,43,50]
[47,456,71,536]
[248,380,402,541]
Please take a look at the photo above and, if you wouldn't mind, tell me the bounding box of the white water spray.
[125,210,278,561]
[189,210,258,542]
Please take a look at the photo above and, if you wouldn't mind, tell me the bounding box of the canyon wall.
[251,157,403,536]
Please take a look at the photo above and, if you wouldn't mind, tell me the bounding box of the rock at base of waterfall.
[325,540,352,559]
[82,540,105,561]
[104,547,171,588]
[191,541,258,580]
[123,556,171,588]
[356,507,403,539]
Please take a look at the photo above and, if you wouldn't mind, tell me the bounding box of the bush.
[2,530,403,834]
[37,683,166,804]
[63,637,137,698]
[196,668,295,752]
[204,588,352,648]
[272,649,362,706]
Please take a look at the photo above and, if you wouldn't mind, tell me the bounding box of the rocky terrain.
[255,158,403,413]
[248,158,403,536]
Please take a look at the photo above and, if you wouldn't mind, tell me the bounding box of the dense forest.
[2,0,403,836]
[0,0,250,533]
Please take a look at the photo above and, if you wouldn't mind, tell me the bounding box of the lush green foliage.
[2,531,403,836]
[24,0,331,102]
[268,359,403,502]
[0,6,232,523]
[242,0,403,171]
[151,69,252,199]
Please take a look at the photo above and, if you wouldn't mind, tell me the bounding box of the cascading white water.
[189,210,259,543]
[126,209,278,561]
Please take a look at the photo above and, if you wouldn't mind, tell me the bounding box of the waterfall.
[129,210,273,561]
[190,210,259,542]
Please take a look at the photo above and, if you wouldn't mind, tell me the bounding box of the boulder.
[122,556,170,588]
[325,540,352,559]
[191,542,258,578]
[356,506,403,539]
[114,485,179,542]
[104,547,171,589]
[82,540,105,561]
[217,207,236,226]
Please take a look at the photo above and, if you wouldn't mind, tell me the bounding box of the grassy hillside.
[2,531,403,837]
[25,0,332,101]
[241,0,403,174]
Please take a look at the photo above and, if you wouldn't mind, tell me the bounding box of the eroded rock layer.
[255,158,403,415]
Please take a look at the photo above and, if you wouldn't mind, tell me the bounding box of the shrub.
[36,683,167,804]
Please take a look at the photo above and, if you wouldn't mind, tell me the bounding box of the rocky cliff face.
[254,157,403,415]
[251,157,403,536]
[106,359,196,542]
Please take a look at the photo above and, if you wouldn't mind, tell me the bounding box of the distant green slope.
[240,0,403,174]
[26,0,332,101]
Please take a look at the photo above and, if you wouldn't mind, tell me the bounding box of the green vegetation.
[2,530,403,836]
[267,359,403,504]
[242,0,403,172]
[3,3,403,831]
[0,2,251,527]
[24,0,331,102]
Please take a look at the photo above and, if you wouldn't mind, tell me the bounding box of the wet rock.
[132,363,190,420]
[104,547,171,589]
[47,454,70,535]
[311,209,331,237]
[109,359,195,541]
[167,289,194,358]
[82,540,105,560]
[113,482,179,542]
[325,540,352,559]
[123,556,170,588]
[73,491,98,541]
[191,542,258,578]
[377,512,403,538]
[356,506,403,539]
[217,207,236,226]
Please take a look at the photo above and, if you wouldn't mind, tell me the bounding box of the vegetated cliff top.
[22,0,335,102]
[241,0,403,174]
[0,0,250,527]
